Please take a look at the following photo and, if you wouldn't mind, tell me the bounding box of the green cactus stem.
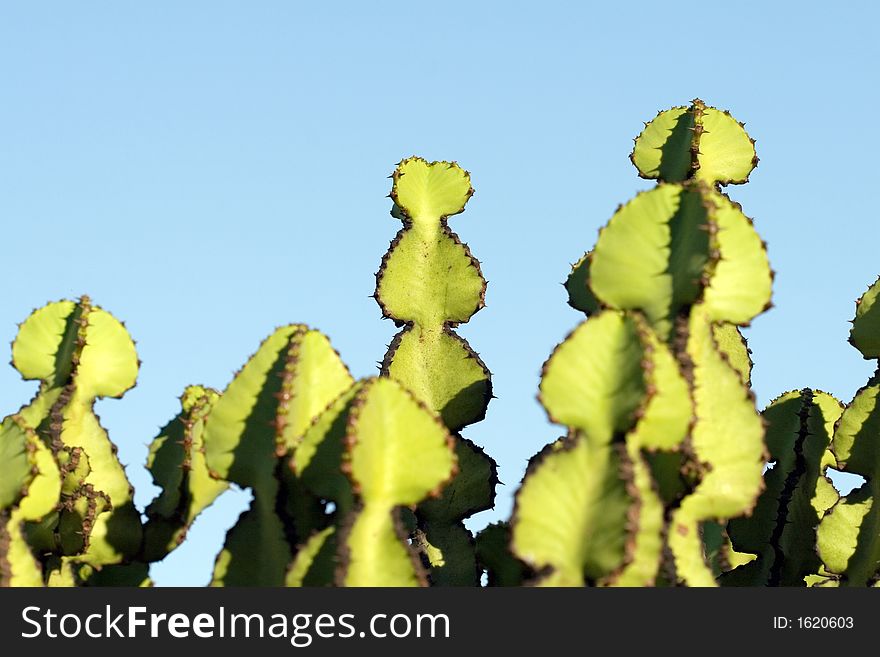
[293,377,457,586]
[514,310,691,586]
[412,437,497,585]
[338,377,457,586]
[202,324,353,585]
[374,157,497,585]
[141,385,226,562]
[376,156,491,430]
[723,389,842,586]
[665,304,766,586]
[587,183,771,340]
[8,297,141,583]
[511,432,632,586]
[0,416,61,586]
[0,416,35,512]
[630,98,758,187]
[511,100,771,587]
[284,525,337,587]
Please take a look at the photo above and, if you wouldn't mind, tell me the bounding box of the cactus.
[474,522,529,586]
[2,297,142,585]
[292,377,457,586]
[0,416,61,586]
[374,157,497,585]
[200,325,353,585]
[6,119,880,589]
[140,385,226,562]
[336,377,457,586]
[510,99,772,586]
[815,278,880,586]
[721,389,842,586]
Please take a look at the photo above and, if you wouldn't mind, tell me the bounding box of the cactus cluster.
[719,276,880,587]
[2,102,880,587]
[483,99,772,587]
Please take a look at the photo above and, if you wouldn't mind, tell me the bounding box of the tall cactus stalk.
[509,100,772,587]
[374,157,497,585]
[199,325,354,585]
[1,297,143,585]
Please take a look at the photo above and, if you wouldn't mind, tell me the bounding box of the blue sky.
[1,2,877,585]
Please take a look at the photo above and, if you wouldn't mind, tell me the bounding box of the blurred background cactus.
[2,105,878,587]
[491,99,772,587]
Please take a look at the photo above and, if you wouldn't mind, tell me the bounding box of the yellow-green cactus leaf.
[539,311,645,444]
[589,185,710,339]
[701,191,772,325]
[383,326,490,432]
[511,435,630,586]
[631,99,756,186]
[338,378,456,587]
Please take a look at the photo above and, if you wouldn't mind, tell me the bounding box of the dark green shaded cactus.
[510,99,772,587]
[722,389,842,586]
[3,297,142,585]
[815,278,880,586]
[0,416,37,511]
[474,522,529,586]
[374,157,498,585]
[412,437,496,585]
[141,385,226,562]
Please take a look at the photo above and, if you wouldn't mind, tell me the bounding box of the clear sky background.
[1,2,877,586]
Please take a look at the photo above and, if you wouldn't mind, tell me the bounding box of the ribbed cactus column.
[201,325,354,585]
[722,389,842,586]
[510,100,773,587]
[2,297,143,585]
[373,157,497,585]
